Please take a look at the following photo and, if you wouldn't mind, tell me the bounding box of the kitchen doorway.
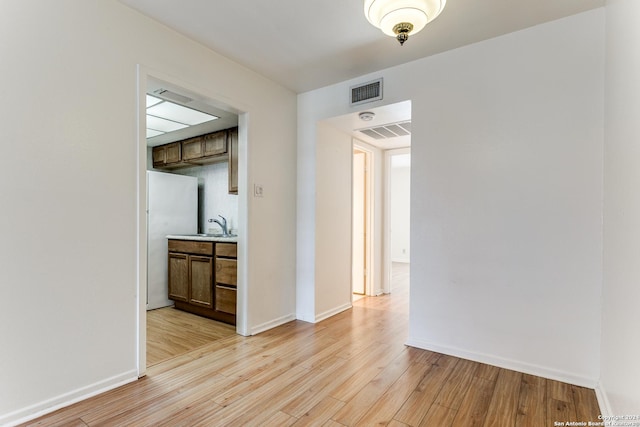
[136,67,248,376]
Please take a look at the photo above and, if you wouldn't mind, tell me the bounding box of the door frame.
[352,142,374,297]
[135,65,249,378]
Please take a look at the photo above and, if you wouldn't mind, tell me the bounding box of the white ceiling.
[119,0,604,94]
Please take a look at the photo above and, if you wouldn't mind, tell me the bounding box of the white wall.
[0,1,296,424]
[391,162,411,263]
[174,162,239,235]
[601,0,640,415]
[298,9,604,387]
[313,123,353,320]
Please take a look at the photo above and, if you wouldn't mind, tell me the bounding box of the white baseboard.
[314,303,352,323]
[250,313,297,335]
[295,311,316,323]
[406,338,598,389]
[595,381,613,416]
[1,370,138,427]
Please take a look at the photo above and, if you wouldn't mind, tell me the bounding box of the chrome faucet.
[208,215,228,236]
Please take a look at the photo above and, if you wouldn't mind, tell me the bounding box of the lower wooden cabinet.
[215,285,236,315]
[215,243,237,315]
[168,239,236,325]
[188,255,213,308]
[168,252,189,302]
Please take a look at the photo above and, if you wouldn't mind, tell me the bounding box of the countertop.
[167,234,238,243]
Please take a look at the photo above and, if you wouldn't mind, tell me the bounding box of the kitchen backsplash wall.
[179,162,238,234]
[147,148,238,234]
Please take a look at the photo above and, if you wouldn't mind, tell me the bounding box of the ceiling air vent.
[350,78,383,106]
[153,88,193,104]
[358,121,411,140]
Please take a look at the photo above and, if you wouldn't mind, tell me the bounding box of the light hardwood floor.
[23,263,600,426]
[147,307,236,367]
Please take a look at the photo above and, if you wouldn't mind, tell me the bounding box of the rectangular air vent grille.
[153,89,193,104]
[350,78,383,106]
[358,121,411,140]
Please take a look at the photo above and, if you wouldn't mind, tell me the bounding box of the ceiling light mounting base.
[393,22,413,46]
[359,111,376,121]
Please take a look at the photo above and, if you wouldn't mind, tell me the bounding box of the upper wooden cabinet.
[228,127,238,194]
[204,131,227,157]
[182,130,227,163]
[152,127,239,195]
[152,142,181,168]
[181,137,205,161]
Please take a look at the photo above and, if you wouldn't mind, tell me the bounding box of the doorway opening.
[352,146,372,301]
[323,100,412,308]
[136,67,248,376]
[387,149,411,295]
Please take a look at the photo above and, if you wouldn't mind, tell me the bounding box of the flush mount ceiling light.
[364,0,446,46]
[145,94,218,139]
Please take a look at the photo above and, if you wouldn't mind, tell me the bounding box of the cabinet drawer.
[168,240,214,256]
[216,258,237,285]
[215,285,236,315]
[216,243,237,258]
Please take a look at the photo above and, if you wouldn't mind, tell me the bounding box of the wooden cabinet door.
[182,138,203,160]
[189,255,213,308]
[168,252,189,302]
[153,142,182,167]
[228,127,238,194]
[165,142,182,164]
[203,131,227,157]
[152,145,166,167]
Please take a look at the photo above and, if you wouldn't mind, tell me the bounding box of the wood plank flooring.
[23,263,601,426]
[147,306,236,367]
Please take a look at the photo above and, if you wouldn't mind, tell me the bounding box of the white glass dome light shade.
[364,0,446,37]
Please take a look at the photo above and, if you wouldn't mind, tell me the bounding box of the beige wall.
[0,1,297,424]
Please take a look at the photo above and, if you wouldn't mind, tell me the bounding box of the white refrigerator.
[147,171,198,310]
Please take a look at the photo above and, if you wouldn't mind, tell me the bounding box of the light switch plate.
[254,184,264,198]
